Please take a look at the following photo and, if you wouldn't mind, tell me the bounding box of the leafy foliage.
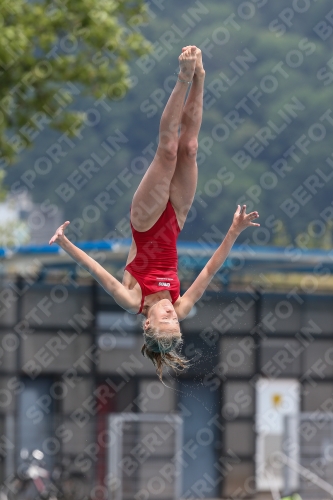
[0,0,150,165]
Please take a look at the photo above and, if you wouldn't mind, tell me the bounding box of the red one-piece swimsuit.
[125,200,181,314]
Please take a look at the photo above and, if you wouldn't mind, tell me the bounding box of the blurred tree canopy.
[4,0,333,248]
[0,0,150,167]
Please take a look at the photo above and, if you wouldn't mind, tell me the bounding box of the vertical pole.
[174,415,183,500]
[91,280,98,493]
[253,290,262,494]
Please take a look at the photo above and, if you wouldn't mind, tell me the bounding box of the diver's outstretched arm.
[176,206,260,320]
[49,222,139,313]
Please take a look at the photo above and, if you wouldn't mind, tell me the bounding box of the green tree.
[0,0,150,168]
[5,0,333,247]
[0,219,30,247]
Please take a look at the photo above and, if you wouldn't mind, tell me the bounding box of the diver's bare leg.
[131,46,197,231]
[170,48,205,228]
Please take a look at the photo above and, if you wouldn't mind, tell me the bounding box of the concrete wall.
[0,274,332,498]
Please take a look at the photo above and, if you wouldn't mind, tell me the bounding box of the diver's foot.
[178,46,196,83]
[182,46,205,78]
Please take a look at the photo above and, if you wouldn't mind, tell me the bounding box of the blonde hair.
[141,324,189,381]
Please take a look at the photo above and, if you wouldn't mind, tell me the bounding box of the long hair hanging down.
[141,324,190,381]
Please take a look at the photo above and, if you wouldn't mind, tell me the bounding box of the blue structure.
[1,239,333,279]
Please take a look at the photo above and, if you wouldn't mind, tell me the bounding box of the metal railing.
[283,413,333,499]
[108,413,183,500]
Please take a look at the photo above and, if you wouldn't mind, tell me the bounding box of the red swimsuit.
[125,201,181,314]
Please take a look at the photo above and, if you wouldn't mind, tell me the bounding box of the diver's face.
[146,299,180,334]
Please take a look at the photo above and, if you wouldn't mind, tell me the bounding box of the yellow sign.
[272,393,282,407]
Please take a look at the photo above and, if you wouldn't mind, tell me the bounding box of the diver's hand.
[49,221,70,245]
[230,205,260,236]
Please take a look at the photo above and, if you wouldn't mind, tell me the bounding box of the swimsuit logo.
[159,282,170,287]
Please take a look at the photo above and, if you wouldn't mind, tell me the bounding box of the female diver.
[49,46,260,380]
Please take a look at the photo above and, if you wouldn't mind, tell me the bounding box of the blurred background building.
[1,242,333,499]
[0,192,63,247]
